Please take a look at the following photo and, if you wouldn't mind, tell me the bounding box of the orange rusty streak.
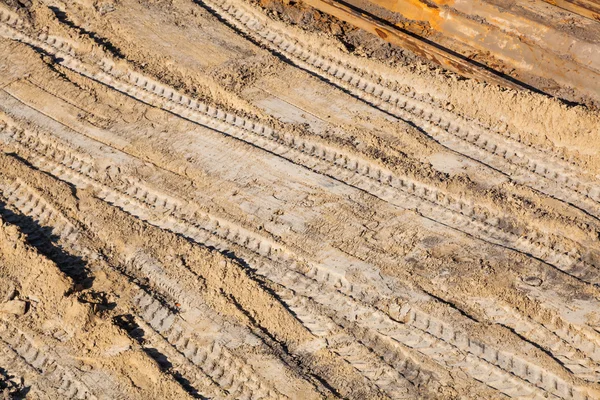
[372,0,443,29]
[302,0,600,100]
[357,0,595,77]
[541,0,600,21]
[301,0,526,89]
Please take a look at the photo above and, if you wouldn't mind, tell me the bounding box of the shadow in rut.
[0,200,94,291]
[48,6,125,59]
[113,315,208,400]
[0,367,30,400]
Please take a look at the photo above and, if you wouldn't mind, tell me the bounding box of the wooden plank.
[541,0,600,22]
[301,0,527,90]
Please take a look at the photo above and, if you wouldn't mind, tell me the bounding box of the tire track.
[1,199,230,398]
[393,305,597,399]
[1,13,600,396]
[0,321,96,400]
[0,114,391,303]
[0,124,424,399]
[1,121,594,399]
[474,298,600,382]
[1,16,597,288]
[2,14,600,288]
[0,337,60,399]
[95,58,600,287]
[114,314,227,400]
[0,171,397,400]
[132,291,286,400]
[123,186,425,398]
[255,260,584,399]
[184,0,600,220]
[275,288,425,399]
[6,64,600,393]
[0,174,302,400]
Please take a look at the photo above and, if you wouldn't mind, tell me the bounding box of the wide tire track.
[0,321,96,400]
[0,174,295,400]
[1,10,599,399]
[0,13,598,288]
[1,121,596,399]
[184,0,600,219]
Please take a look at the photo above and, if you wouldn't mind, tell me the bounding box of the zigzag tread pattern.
[0,25,596,396]
[0,18,596,285]
[0,119,594,399]
[0,321,96,399]
[475,299,600,381]
[180,0,600,217]
[132,291,285,400]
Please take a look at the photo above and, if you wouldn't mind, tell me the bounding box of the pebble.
[522,276,543,287]
[0,299,28,316]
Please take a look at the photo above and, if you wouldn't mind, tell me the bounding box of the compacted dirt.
[0,0,600,399]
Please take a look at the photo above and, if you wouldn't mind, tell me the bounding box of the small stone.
[0,300,28,316]
[521,276,543,287]
[330,23,343,36]
[1,283,16,302]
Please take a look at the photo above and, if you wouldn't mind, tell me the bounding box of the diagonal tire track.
[0,117,596,399]
[0,8,599,399]
[0,15,597,288]
[182,0,600,220]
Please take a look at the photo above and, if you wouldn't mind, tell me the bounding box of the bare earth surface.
[0,0,600,399]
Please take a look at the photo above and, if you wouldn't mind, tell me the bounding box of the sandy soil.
[0,0,599,399]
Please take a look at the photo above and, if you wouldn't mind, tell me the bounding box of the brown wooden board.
[542,0,600,22]
[301,0,529,90]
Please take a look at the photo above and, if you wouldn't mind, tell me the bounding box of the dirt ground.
[0,0,599,399]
